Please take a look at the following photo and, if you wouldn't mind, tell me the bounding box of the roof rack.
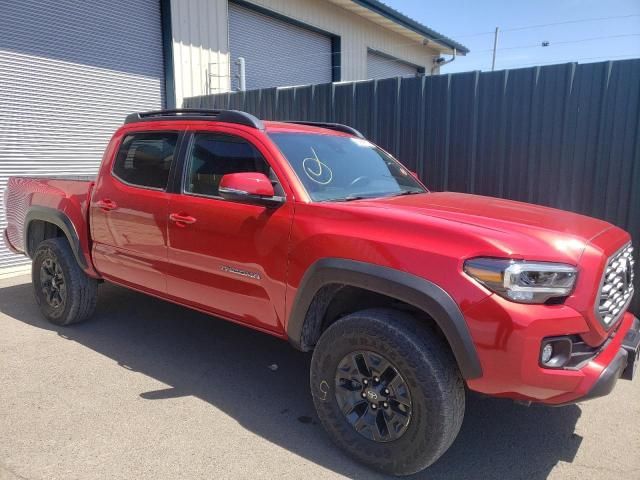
[283,121,365,139]
[124,109,264,130]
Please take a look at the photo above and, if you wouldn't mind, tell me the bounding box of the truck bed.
[14,174,97,182]
[4,175,95,266]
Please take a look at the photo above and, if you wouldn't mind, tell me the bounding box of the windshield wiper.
[340,195,368,202]
[326,190,424,202]
[323,194,374,202]
[386,190,423,197]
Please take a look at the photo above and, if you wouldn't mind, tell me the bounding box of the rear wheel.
[310,308,465,476]
[32,237,97,326]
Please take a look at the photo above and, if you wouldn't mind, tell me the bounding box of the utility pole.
[491,27,499,71]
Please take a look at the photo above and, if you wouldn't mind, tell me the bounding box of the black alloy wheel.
[334,350,412,442]
[40,256,67,310]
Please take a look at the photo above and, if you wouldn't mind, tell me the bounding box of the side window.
[113,132,178,189]
[184,133,278,197]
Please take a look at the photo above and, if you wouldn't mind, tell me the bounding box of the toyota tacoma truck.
[4,109,639,476]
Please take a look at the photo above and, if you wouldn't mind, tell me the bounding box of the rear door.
[166,127,293,333]
[90,129,181,295]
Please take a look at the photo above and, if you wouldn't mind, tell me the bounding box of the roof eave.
[349,0,469,54]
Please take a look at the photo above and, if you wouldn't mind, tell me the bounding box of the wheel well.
[300,284,445,351]
[26,220,65,257]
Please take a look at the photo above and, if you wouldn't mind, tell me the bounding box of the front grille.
[597,243,635,328]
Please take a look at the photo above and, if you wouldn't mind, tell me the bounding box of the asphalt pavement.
[1,274,638,480]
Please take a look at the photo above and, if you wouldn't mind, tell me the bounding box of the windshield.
[269,133,427,201]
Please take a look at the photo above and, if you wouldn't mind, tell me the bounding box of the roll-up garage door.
[0,0,164,271]
[367,49,419,80]
[229,2,332,90]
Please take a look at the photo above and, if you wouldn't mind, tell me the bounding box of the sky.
[383,0,640,73]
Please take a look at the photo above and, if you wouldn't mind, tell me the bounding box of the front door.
[90,130,180,295]
[166,129,293,333]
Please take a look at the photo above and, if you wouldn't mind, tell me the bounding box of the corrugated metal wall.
[0,0,165,271]
[228,2,332,90]
[367,49,418,80]
[185,59,640,314]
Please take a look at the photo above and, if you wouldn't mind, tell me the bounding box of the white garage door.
[229,2,333,90]
[0,0,165,271]
[367,49,419,80]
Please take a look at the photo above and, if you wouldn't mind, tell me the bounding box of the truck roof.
[263,121,357,137]
[124,109,363,138]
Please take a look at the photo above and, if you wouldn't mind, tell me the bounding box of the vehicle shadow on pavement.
[0,280,582,480]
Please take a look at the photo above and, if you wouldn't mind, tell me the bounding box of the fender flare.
[24,206,88,270]
[287,258,483,380]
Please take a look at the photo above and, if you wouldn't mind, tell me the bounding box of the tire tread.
[32,237,97,326]
[310,308,465,475]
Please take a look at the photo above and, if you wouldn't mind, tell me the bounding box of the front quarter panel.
[285,201,511,322]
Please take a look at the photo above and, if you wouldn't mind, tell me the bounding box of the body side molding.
[287,258,483,380]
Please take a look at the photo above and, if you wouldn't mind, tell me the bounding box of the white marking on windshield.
[302,147,333,185]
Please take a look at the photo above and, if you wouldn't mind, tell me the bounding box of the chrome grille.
[597,243,635,327]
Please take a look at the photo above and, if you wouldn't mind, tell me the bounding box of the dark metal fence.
[185,59,640,313]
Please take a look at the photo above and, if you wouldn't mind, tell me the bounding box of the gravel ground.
[1,274,639,480]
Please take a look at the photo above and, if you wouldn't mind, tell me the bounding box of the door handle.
[169,213,197,225]
[96,199,117,211]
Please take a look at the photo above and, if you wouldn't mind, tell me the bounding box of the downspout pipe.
[431,48,456,74]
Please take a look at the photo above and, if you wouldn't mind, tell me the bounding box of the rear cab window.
[113,132,179,190]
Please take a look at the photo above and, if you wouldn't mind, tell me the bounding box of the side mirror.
[219,172,284,207]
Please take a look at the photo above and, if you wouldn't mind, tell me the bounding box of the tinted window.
[269,133,425,201]
[113,132,178,189]
[184,133,278,197]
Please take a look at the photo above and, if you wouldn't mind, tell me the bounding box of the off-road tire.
[310,308,465,476]
[32,237,97,326]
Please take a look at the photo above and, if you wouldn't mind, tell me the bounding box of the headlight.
[464,258,577,303]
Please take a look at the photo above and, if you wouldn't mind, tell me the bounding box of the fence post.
[469,71,480,193]
[417,75,426,180]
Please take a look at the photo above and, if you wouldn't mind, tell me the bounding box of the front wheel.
[32,237,97,326]
[310,308,465,476]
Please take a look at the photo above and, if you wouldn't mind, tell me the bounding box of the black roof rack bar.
[284,121,365,139]
[124,109,264,130]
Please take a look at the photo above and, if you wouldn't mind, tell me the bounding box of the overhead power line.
[501,14,640,32]
[449,13,640,37]
[475,33,640,54]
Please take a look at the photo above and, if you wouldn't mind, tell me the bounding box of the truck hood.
[348,192,614,263]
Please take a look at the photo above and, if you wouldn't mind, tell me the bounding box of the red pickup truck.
[4,109,639,475]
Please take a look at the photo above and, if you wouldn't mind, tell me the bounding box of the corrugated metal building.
[0,0,467,273]
[172,0,468,103]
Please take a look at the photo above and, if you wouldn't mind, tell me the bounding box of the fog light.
[541,343,553,364]
[540,337,573,368]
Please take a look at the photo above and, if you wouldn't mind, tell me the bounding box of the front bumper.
[621,317,640,380]
[464,293,639,405]
[552,316,639,406]
[555,318,640,406]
